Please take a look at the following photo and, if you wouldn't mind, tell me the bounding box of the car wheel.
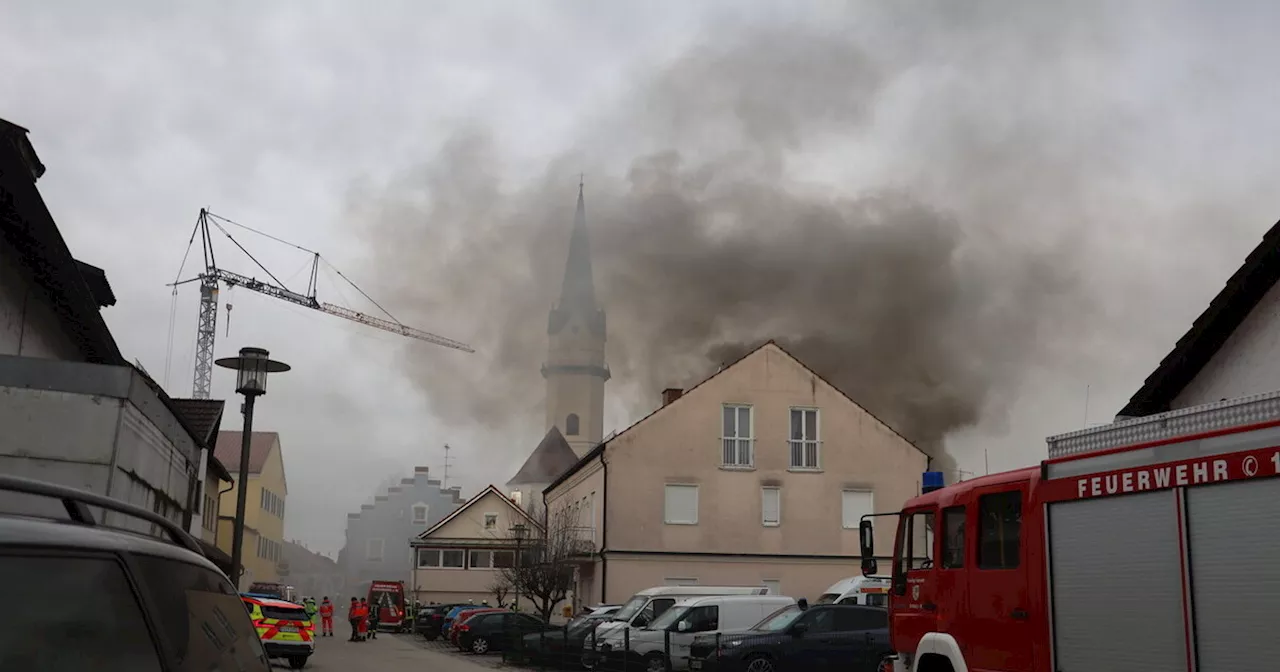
[744,655,775,672]
[471,636,491,654]
[645,652,668,672]
[288,655,309,669]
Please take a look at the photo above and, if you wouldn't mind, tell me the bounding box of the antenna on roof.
[442,444,454,489]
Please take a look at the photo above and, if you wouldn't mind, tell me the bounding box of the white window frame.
[721,404,754,468]
[483,513,499,530]
[510,490,523,506]
[842,489,875,530]
[412,503,429,524]
[440,549,466,569]
[366,538,385,561]
[664,484,699,525]
[789,407,822,470]
[761,579,781,595]
[468,549,514,570]
[417,548,441,568]
[761,486,781,527]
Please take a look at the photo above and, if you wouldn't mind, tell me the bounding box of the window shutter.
[761,488,781,526]
[664,485,699,524]
[842,490,874,529]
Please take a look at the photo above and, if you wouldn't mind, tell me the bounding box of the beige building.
[545,342,929,606]
[411,485,542,604]
[215,431,288,589]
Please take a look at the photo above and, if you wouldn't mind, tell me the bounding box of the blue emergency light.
[922,471,945,494]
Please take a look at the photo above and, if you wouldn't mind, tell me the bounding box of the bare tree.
[488,576,512,608]
[499,504,582,621]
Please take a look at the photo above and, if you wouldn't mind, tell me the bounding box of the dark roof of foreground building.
[0,118,123,365]
[170,398,231,482]
[507,426,580,485]
[1119,218,1280,418]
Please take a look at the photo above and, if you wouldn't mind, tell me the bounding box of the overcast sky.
[5,0,1280,556]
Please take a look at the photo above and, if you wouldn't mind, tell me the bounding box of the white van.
[611,594,795,671]
[813,575,890,606]
[584,586,768,666]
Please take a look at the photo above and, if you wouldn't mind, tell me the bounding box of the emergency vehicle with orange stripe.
[859,391,1280,672]
[241,593,315,669]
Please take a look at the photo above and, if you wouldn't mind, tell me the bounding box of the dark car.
[687,603,889,672]
[512,609,618,664]
[0,474,272,672]
[456,611,559,655]
[417,603,470,640]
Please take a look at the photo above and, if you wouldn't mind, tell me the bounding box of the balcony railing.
[563,526,597,557]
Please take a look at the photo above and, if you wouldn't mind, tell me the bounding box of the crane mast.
[179,209,472,399]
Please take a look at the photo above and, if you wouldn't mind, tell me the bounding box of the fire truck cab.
[861,392,1280,672]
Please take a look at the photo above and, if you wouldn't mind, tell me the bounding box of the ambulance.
[241,594,315,669]
[813,574,891,606]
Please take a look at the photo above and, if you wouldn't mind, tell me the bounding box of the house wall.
[546,345,926,603]
[411,489,535,604]
[1173,279,1280,408]
[200,464,226,545]
[0,240,82,361]
[601,554,857,604]
[342,469,462,597]
[216,437,287,590]
[0,379,198,533]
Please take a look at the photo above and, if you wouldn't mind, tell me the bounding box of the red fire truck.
[368,580,407,632]
[859,392,1280,672]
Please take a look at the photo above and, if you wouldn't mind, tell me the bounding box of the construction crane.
[169,208,473,398]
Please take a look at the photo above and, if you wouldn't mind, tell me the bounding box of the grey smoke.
[353,13,1123,474]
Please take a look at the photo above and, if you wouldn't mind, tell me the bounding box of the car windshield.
[647,605,689,631]
[753,605,802,632]
[814,593,840,605]
[612,595,649,622]
[568,614,608,634]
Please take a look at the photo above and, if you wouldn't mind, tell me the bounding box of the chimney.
[662,388,683,406]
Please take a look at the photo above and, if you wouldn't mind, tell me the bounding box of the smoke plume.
[353,9,1131,474]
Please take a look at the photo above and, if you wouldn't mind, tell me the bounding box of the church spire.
[557,179,597,312]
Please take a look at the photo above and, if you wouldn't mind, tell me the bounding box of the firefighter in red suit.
[318,597,334,637]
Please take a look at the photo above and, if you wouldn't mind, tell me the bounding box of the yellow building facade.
[215,431,288,590]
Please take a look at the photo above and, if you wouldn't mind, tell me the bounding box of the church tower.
[543,183,609,457]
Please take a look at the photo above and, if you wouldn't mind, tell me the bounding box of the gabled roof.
[416,485,541,539]
[544,340,925,493]
[1119,219,1280,418]
[0,118,122,365]
[214,431,279,476]
[507,426,580,486]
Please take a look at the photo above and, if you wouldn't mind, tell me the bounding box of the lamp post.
[215,346,290,589]
[510,522,528,611]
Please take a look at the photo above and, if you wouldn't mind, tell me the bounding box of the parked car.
[456,611,558,654]
[514,606,620,664]
[686,603,890,672]
[418,603,469,639]
[0,474,272,671]
[597,595,796,672]
[240,594,314,669]
[441,604,488,637]
[450,608,508,646]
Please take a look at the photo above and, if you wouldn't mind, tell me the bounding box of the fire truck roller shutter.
[1186,477,1280,672]
[1049,490,1187,672]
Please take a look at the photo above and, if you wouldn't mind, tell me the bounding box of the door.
[965,483,1032,671]
[833,606,890,670]
[887,507,937,661]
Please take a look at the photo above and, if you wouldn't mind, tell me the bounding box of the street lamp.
[510,523,529,610]
[215,346,290,589]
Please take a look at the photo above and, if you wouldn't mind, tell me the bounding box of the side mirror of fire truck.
[859,519,877,576]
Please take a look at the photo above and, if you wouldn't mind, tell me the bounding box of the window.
[484,513,498,530]
[761,579,781,595]
[202,494,217,531]
[366,538,385,561]
[0,554,166,671]
[895,510,935,578]
[493,550,515,568]
[417,549,440,568]
[722,404,753,466]
[978,491,1021,569]
[510,490,523,506]
[789,408,820,468]
[132,554,269,671]
[942,506,966,569]
[413,504,429,524]
[841,490,874,529]
[761,487,781,527]
[834,606,887,632]
[664,604,718,633]
[441,549,465,568]
[663,484,699,525]
[469,550,493,569]
[565,413,580,436]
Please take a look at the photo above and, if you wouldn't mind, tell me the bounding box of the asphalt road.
[285,633,499,671]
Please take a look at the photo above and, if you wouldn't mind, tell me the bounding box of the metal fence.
[493,623,734,672]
